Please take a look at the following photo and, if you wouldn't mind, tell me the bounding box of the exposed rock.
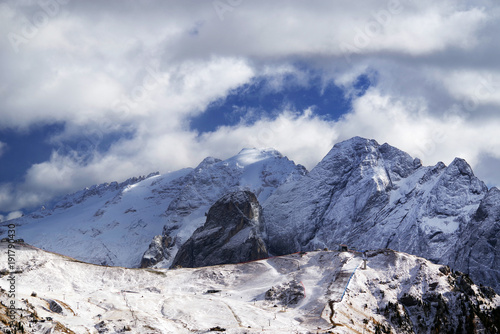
[48,299,63,314]
[140,235,173,268]
[452,187,500,291]
[265,280,305,306]
[171,191,268,268]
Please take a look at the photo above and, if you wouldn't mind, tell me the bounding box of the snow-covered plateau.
[1,242,499,333]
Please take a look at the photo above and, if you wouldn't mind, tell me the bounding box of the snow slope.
[0,148,305,268]
[0,171,189,268]
[1,243,499,333]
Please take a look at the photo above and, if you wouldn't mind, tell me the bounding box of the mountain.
[1,136,500,293]
[2,242,500,333]
[140,148,305,268]
[0,148,305,268]
[263,137,499,291]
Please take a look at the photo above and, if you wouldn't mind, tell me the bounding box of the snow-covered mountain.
[263,137,500,291]
[1,136,500,294]
[0,148,305,268]
[2,242,499,333]
[139,148,305,268]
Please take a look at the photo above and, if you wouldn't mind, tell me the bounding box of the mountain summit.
[264,137,496,289]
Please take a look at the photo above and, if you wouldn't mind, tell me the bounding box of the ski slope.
[1,243,498,333]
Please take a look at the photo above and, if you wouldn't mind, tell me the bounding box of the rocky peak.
[195,157,222,170]
[379,142,422,179]
[171,190,268,268]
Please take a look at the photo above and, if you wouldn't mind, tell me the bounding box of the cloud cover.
[0,0,499,212]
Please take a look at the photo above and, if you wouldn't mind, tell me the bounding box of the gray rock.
[172,191,268,268]
[265,280,305,305]
[452,187,500,291]
[48,299,63,314]
[140,235,173,268]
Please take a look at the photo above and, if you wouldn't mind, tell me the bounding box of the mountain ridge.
[1,137,500,294]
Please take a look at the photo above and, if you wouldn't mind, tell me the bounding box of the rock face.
[172,191,268,268]
[140,235,173,268]
[452,187,500,292]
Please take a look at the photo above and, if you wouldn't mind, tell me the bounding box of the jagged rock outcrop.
[140,235,173,268]
[171,191,268,268]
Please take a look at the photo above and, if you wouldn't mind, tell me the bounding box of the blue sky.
[190,72,366,133]
[1,0,500,218]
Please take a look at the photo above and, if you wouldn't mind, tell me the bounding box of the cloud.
[1,1,496,129]
[0,0,500,211]
[199,108,339,168]
[0,210,23,223]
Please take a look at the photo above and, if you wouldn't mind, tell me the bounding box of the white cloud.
[0,210,23,223]
[333,88,500,182]
[199,108,339,169]
[1,0,500,211]
[0,1,496,130]
[6,210,22,220]
[437,70,500,110]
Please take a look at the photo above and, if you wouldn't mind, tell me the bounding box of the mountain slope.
[2,136,500,293]
[0,148,305,268]
[2,243,499,333]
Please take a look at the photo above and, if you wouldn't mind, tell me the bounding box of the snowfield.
[1,243,499,333]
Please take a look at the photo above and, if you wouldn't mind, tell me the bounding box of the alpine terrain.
[1,136,500,333]
[0,148,305,268]
[1,242,500,333]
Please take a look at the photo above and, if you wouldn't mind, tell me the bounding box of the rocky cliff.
[172,190,268,268]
